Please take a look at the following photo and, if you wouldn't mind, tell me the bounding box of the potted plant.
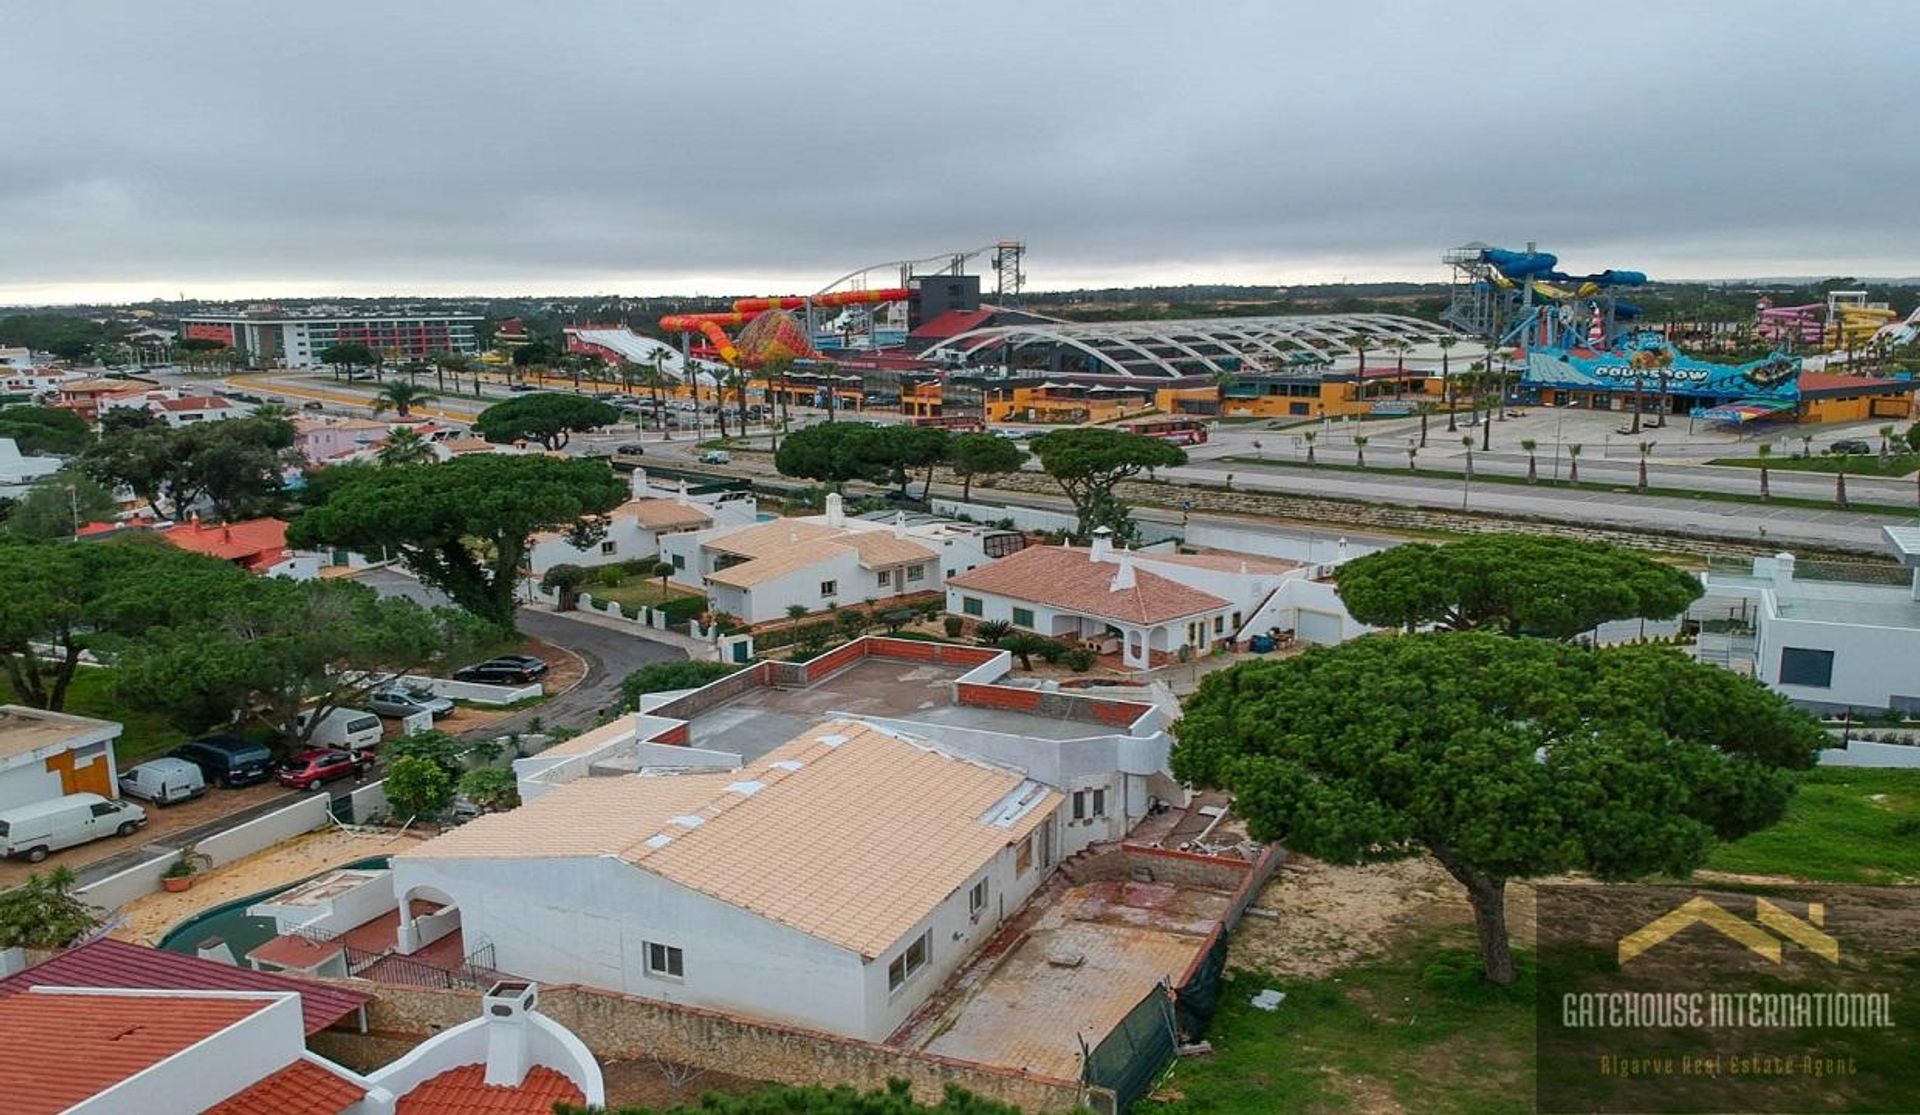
[160,844,212,892]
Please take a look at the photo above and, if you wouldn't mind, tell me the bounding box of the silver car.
[367,685,455,719]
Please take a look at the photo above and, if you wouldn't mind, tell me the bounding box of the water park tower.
[1442,242,1648,355]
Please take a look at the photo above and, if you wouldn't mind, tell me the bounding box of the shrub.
[538,563,589,610]
[880,608,916,633]
[620,557,658,577]
[1064,647,1097,672]
[617,660,740,712]
[975,619,1014,644]
[385,756,455,821]
[385,729,464,776]
[457,768,520,814]
[0,868,101,949]
[997,633,1052,670]
[837,609,870,638]
[595,564,625,587]
[657,595,706,624]
[943,616,965,638]
[1036,639,1069,665]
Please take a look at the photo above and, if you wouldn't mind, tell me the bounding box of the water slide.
[1874,306,1920,348]
[565,327,718,383]
[660,288,911,366]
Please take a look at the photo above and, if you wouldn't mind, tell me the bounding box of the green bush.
[1036,640,1069,665]
[595,564,625,586]
[657,595,706,624]
[942,616,965,638]
[1064,647,1097,672]
[620,557,659,577]
[975,619,1013,644]
[385,756,454,821]
[617,659,740,712]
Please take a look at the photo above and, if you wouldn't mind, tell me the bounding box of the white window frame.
[969,878,989,918]
[820,579,838,599]
[905,563,926,583]
[887,931,931,992]
[644,941,684,980]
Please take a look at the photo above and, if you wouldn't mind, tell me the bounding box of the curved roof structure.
[917,313,1453,379]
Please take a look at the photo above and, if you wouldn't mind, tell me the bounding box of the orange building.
[0,706,124,806]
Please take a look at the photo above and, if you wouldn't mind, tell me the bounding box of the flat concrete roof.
[686,658,1119,761]
[1710,572,1920,629]
[906,880,1230,1079]
[0,706,121,764]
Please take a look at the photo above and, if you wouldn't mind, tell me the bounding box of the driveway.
[350,568,687,734]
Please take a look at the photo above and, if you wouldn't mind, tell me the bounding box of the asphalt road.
[350,568,686,734]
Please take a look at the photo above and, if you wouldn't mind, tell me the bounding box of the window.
[89,802,118,818]
[969,878,989,917]
[905,564,925,583]
[1213,616,1225,635]
[887,931,931,991]
[1072,788,1108,822]
[1016,834,1034,876]
[600,541,617,555]
[645,941,684,979]
[1012,607,1035,629]
[961,596,984,617]
[878,570,891,588]
[671,553,685,570]
[1778,647,1835,688]
[819,580,838,598]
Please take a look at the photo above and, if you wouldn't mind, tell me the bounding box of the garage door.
[1295,609,1345,645]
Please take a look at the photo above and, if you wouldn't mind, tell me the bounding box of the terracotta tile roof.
[442,436,496,453]
[0,991,268,1115]
[0,937,369,1034]
[205,1058,366,1115]
[397,1064,584,1115]
[1133,550,1300,575]
[948,546,1230,626]
[156,395,235,411]
[705,518,843,557]
[705,538,851,588]
[537,715,641,758]
[839,530,938,567]
[158,516,289,561]
[626,497,713,531]
[401,721,1058,958]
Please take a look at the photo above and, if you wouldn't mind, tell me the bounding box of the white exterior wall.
[528,518,662,575]
[391,855,875,1037]
[857,817,1057,1039]
[945,583,1233,664]
[1754,596,1920,711]
[1239,578,1373,644]
[0,761,66,812]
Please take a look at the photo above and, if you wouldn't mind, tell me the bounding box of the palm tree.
[1567,443,1583,487]
[1404,444,1418,473]
[1628,349,1658,434]
[1461,435,1475,480]
[251,402,293,421]
[1879,424,1896,464]
[1756,442,1773,501]
[377,427,437,466]
[1637,441,1655,491]
[1799,433,1814,460]
[1521,438,1538,484]
[1649,348,1675,427]
[1386,338,1412,399]
[372,381,438,418]
[730,368,752,436]
[1414,401,1436,448]
[1835,453,1850,510]
[1439,335,1460,432]
[1353,434,1368,469]
[1302,429,1318,466]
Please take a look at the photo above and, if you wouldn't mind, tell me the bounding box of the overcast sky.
[4,2,1915,305]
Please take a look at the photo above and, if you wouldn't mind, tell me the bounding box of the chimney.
[677,478,691,503]
[481,981,538,1088]
[629,468,649,499]
[1337,536,1350,561]
[1110,553,1136,591]
[1089,526,1114,563]
[1772,552,1796,586]
[893,511,907,539]
[194,936,237,967]
[824,492,845,528]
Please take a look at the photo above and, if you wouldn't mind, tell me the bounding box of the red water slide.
[659,288,911,366]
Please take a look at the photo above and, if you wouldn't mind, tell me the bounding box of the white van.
[296,707,384,751]
[0,793,148,863]
[118,757,208,806]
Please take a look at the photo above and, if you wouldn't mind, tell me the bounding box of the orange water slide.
[658,288,911,365]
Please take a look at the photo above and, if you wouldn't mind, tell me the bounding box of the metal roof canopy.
[1882,526,1920,569]
[917,313,1454,379]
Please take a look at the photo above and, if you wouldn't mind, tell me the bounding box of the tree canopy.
[946,432,1027,500]
[385,756,455,821]
[1,471,118,540]
[1029,428,1186,541]
[0,405,92,456]
[773,422,890,491]
[319,342,377,372]
[617,659,738,713]
[112,574,487,745]
[0,868,101,950]
[1334,533,1703,639]
[78,414,298,521]
[289,454,627,626]
[474,393,621,449]
[1172,632,1824,983]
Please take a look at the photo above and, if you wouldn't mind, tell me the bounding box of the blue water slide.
[1614,301,1644,318]
[1592,269,1647,286]
[1481,248,1558,277]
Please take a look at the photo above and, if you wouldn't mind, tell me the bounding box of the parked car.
[452,655,547,685]
[295,707,385,751]
[118,757,207,806]
[276,748,376,791]
[698,450,731,465]
[611,443,648,470]
[0,793,147,862]
[301,400,325,411]
[1828,438,1873,455]
[508,383,537,392]
[367,685,455,720]
[171,735,274,788]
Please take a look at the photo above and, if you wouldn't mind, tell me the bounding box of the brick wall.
[650,662,774,723]
[321,980,1089,1112]
[1060,842,1257,894]
[956,682,1152,733]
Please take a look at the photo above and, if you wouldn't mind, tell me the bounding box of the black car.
[1828,438,1873,455]
[171,735,275,788]
[453,658,543,685]
[488,654,550,677]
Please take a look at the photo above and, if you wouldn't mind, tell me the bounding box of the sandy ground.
[1228,855,1538,979]
[107,827,429,946]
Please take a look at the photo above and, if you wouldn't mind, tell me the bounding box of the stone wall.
[1059,843,1256,894]
[321,980,1091,1112]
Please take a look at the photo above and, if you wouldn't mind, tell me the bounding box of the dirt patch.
[598,1059,765,1110]
[107,827,427,945]
[1228,856,1539,979]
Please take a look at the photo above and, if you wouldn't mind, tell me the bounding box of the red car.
[276,748,375,791]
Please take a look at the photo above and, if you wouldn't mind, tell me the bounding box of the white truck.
[0,793,148,863]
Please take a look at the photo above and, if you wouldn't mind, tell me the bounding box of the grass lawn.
[1704,766,1920,884]
[1140,932,1534,1115]
[588,575,702,613]
[0,667,189,764]
[1709,452,1920,477]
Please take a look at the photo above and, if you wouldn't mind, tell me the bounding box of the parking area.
[0,779,289,888]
